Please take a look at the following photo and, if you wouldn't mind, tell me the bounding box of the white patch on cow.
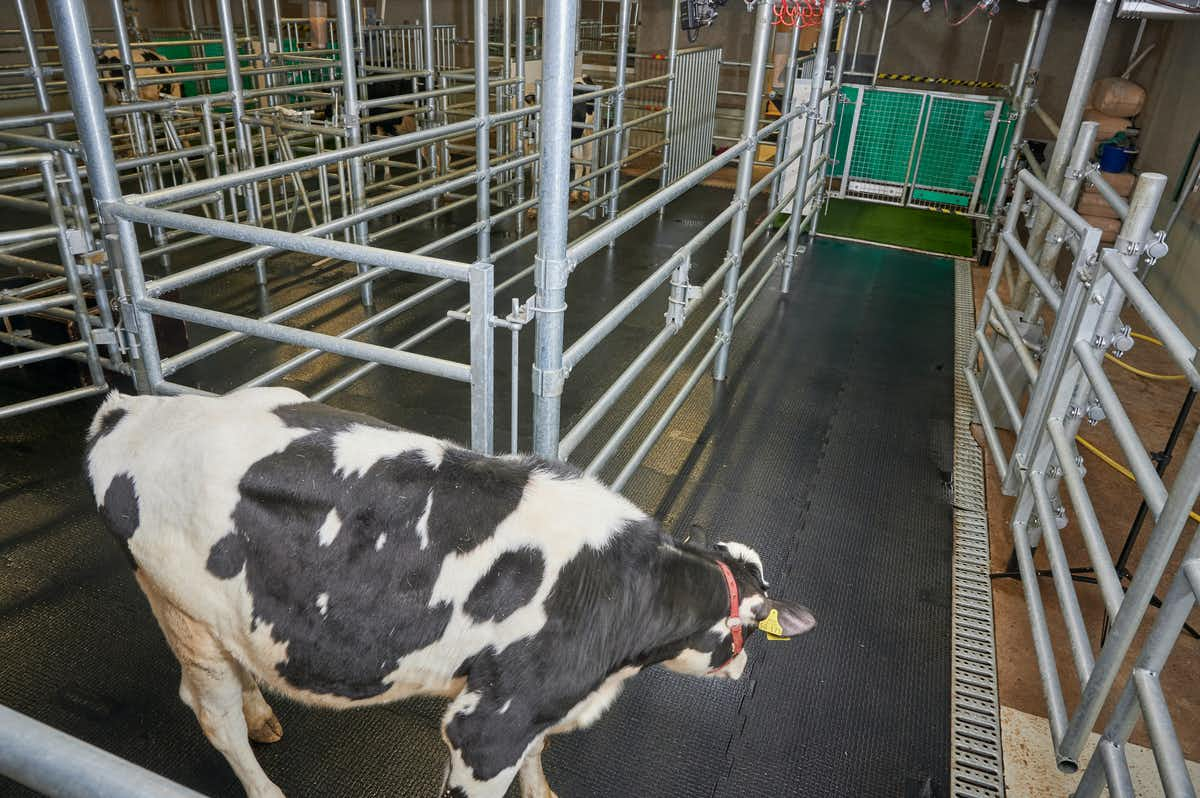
[331,424,444,478]
[375,533,387,551]
[739,595,766,626]
[316,592,329,617]
[317,508,341,546]
[422,469,644,657]
[551,666,640,733]
[414,490,433,549]
[718,540,766,584]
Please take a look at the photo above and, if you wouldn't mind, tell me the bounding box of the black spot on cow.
[206,532,248,579]
[464,547,545,623]
[86,407,127,456]
[444,788,469,798]
[99,473,140,569]
[273,401,399,434]
[212,400,537,700]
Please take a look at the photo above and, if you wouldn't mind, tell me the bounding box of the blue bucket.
[1099,143,1132,173]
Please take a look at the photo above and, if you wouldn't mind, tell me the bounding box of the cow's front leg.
[440,692,540,798]
[519,738,557,798]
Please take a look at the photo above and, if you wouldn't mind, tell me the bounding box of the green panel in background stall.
[845,88,925,185]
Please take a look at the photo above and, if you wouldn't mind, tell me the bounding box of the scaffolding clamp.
[531,364,567,398]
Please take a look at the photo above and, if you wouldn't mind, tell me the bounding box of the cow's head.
[662,541,815,680]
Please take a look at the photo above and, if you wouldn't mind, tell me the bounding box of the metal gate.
[830,85,1012,216]
[662,46,721,183]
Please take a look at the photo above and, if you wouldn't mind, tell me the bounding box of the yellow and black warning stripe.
[876,73,1009,90]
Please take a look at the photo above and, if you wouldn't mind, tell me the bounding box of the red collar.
[716,560,744,659]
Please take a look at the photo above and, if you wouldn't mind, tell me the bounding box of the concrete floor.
[969,262,1200,790]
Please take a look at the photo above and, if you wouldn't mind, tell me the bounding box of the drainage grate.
[950,259,1005,797]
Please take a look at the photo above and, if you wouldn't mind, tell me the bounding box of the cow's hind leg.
[238,668,283,744]
[137,575,284,798]
[519,739,557,798]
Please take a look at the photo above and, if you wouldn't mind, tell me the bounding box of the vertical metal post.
[253,0,275,104]
[420,0,440,189]
[334,0,372,305]
[470,262,495,454]
[530,0,579,458]
[605,0,633,222]
[872,0,892,87]
[501,0,512,160]
[975,17,992,83]
[812,0,854,236]
[1021,120,1098,320]
[781,0,837,293]
[768,22,802,210]
[1019,0,1116,304]
[49,0,163,393]
[983,5,1046,250]
[711,0,773,382]
[217,0,268,285]
[514,0,528,234]
[15,0,116,348]
[474,0,492,261]
[659,0,680,190]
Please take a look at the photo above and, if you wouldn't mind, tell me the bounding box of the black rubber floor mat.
[0,231,953,797]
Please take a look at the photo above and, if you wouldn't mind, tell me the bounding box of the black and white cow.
[85,389,815,798]
[96,48,182,105]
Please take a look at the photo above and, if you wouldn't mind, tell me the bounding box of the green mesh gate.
[827,85,1012,216]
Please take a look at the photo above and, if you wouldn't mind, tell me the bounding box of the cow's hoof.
[248,712,283,743]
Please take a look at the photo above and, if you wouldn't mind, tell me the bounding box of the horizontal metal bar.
[1084,168,1130,219]
[0,340,87,370]
[985,289,1040,382]
[560,323,676,459]
[612,336,722,492]
[110,204,471,283]
[563,204,738,371]
[1073,339,1169,516]
[0,224,58,247]
[1002,229,1061,312]
[0,703,206,798]
[144,172,483,295]
[0,293,77,318]
[138,298,471,383]
[127,117,478,207]
[1045,418,1126,615]
[1098,250,1200,388]
[0,385,109,421]
[1017,169,1092,234]
[964,367,1010,482]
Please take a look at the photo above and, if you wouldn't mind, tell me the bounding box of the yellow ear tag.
[760,608,791,641]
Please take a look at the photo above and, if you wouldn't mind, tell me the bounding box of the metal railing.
[967,115,1199,795]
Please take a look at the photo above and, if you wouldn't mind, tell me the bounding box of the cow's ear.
[756,599,816,636]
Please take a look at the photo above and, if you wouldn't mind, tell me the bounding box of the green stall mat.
[817,197,975,258]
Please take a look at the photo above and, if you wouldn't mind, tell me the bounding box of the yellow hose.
[1101,330,1185,380]
[1104,353,1187,381]
[1075,434,1200,524]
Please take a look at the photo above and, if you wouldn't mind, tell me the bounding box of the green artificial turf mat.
[815,197,975,258]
